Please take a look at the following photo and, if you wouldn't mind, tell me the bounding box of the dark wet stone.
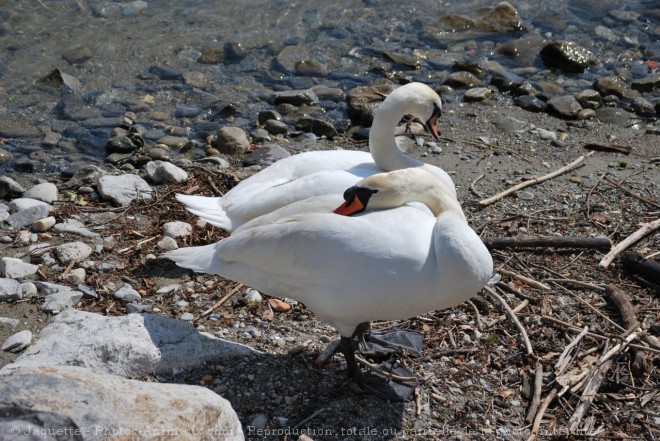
[497,34,544,65]
[575,89,602,109]
[607,10,640,22]
[437,14,474,31]
[540,41,597,73]
[294,60,328,76]
[0,176,25,199]
[148,65,183,81]
[158,136,188,149]
[595,107,636,125]
[474,1,522,32]
[514,95,546,112]
[593,76,629,98]
[276,45,310,74]
[383,51,420,69]
[210,101,237,118]
[106,135,139,154]
[546,95,582,119]
[224,41,247,63]
[264,119,289,135]
[452,60,484,76]
[311,86,344,102]
[243,143,290,167]
[490,70,524,92]
[14,157,38,172]
[346,83,397,126]
[37,68,82,93]
[214,126,251,155]
[82,117,125,129]
[444,71,479,88]
[0,148,15,161]
[0,118,41,138]
[294,117,338,139]
[295,132,317,144]
[631,74,660,92]
[198,47,224,64]
[631,97,656,117]
[464,87,493,102]
[515,81,540,96]
[174,106,202,118]
[536,81,565,99]
[62,45,93,64]
[258,110,282,125]
[57,96,102,121]
[250,128,271,142]
[272,89,318,106]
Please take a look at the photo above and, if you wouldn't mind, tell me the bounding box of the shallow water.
[0,0,658,170]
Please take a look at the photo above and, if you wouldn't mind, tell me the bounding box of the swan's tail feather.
[164,244,219,273]
[175,194,233,231]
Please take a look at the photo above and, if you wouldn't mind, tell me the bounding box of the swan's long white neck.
[369,98,425,172]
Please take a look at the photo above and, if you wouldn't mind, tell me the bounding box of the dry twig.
[479,151,595,206]
[498,268,550,290]
[599,218,660,268]
[484,286,533,355]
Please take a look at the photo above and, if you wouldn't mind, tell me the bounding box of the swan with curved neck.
[166,167,492,399]
[176,82,454,232]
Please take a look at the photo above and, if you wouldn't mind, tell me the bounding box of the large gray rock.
[55,241,93,264]
[0,365,244,441]
[0,278,22,302]
[1,309,259,377]
[144,160,189,184]
[23,182,58,204]
[41,291,83,314]
[97,174,153,206]
[214,126,251,155]
[0,257,39,280]
[4,205,51,230]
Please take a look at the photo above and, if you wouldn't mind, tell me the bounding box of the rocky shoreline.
[0,1,659,440]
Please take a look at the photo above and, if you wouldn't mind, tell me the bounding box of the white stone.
[53,218,100,238]
[2,309,259,377]
[32,216,57,232]
[243,289,263,303]
[156,284,181,294]
[0,257,39,280]
[0,278,22,301]
[0,317,21,327]
[55,241,93,264]
[20,282,38,298]
[0,365,244,441]
[65,268,86,284]
[97,174,153,206]
[2,329,32,353]
[157,236,178,251]
[145,160,189,184]
[23,182,58,204]
[162,221,192,238]
[113,284,141,302]
[41,291,83,314]
[8,198,52,212]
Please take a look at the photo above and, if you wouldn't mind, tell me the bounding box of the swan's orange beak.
[332,198,364,216]
[426,114,441,141]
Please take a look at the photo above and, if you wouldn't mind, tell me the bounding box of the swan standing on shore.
[166,168,493,399]
[176,82,454,232]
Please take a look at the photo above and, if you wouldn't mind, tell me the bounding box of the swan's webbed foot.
[354,322,424,358]
[340,334,419,402]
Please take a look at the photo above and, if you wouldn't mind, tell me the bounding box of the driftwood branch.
[479,151,594,206]
[525,363,544,424]
[527,387,558,441]
[584,142,631,155]
[484,235,612,251]
[484,286,533,355]
[622,251,660,285]
[605,285,649,375]
[566,330,639,431]
[599,218,660,269]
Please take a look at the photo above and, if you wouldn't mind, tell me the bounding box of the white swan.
[176,82,454,232]
[166,168,493,398]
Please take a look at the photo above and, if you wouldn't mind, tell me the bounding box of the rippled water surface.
[0,0,658,168]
